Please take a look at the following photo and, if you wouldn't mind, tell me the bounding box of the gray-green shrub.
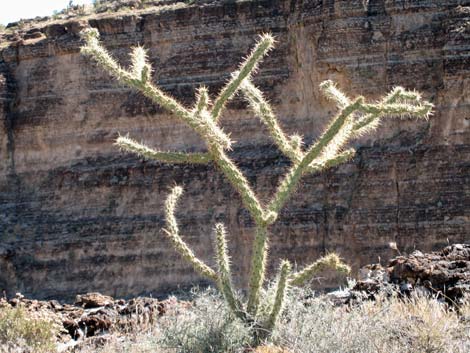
[0,305,57,353]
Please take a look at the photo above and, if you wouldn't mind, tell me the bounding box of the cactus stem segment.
[116,135,212,164]
[214,223,245,319]
[241,80,302,163]
[290,253,350,287]
[266,260,291,331]
[247,226,269,315]
[163,186,218,281]
[212,33,275,122]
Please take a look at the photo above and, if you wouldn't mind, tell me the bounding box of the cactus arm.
[314,118,355,166]
[81,29,189,118]
[268,83,433,215]
[130,46,152,83]
[214,223,245,319]
[265,260,291,331]
[308,148,356,172]
[116,136,212,164]
[319,79,432,139]
[385,86,423,104]
[319,80,351,109]
[289,253,350,287]
[209,146,267,225]
[211,33,275,122]
[81,28,134,83]
[246,226,269,315]
[193,86,210,115]
[353,86,432,136]
[358,102,433,120]
[241,80,302,163]
[81,28,232,150]
[268,97,364,215]
[163,186,218,281]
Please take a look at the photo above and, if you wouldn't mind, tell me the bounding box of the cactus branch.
[246,226,269,315]
[352,86,432,136]
[211,33,275,122]
[116,136,211,164]
[266,260,291,331]
[81,29,188,117]
[163,186,218,281]
[130,46,151,83]
[289,253,350,287]
[268,97,363,215]
[319,80,351,109]
[309,148,356,172]
[214,223,244,318]
[241,80,302,163]
[268,83,432,214]
[81,28,232,150]
[209,146,266,224]
[194,86,210,114]
[385,86,422,104]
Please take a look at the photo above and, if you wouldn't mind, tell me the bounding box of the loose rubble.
[328,244,470,305]
[1,244,468,351]
[0,291,188,352]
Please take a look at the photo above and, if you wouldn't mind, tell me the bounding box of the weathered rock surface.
[3,245,469,351]
[1,291,176,351]
[325,244,470,306]
[347,244,470,302]
[388,243,470,298]
[0,0,469,300]
[75,292,114,308]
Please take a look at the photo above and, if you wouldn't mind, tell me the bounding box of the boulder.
[75,292,114,308]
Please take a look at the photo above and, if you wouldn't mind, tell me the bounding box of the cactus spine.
[81,28,433,340]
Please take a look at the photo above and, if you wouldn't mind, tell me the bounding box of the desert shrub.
[0,305,57,353]
[80,288,470,353]
[158,288,253,353]
[83,289,252,353]
[92,0,170,13]
[272,288,470,353]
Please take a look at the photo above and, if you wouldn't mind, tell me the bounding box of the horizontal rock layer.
[0,0,469,301]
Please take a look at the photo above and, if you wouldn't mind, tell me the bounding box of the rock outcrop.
[349,244,470,303]
[0,0,469,300]
[3,245,469,350]
[1,291,178,351]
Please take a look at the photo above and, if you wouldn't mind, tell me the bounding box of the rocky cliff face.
[0,0,469,301]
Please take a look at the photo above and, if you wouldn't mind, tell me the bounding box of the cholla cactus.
[81,28,433,340]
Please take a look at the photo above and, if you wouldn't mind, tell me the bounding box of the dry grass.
[0,305,58,353]
[273,289,470,353]
[74,288,470,353]
[2,289,468,352]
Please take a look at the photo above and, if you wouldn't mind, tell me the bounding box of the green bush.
[0,305,57,353]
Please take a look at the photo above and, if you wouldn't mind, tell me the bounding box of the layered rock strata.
[0,0,469,300]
